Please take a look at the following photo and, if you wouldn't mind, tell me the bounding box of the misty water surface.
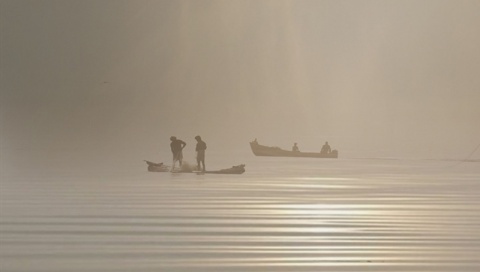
[1,157,479,272]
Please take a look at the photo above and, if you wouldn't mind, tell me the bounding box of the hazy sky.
[1,0,480,170]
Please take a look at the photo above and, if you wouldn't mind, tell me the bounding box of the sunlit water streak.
[1,158,480,271]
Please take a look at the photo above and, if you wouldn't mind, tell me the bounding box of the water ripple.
[1,160,480,271]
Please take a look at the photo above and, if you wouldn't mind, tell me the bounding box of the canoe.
[204,164,245,174]
[145,160,170,172]
[144,160,245,174]
[250,140,338,158]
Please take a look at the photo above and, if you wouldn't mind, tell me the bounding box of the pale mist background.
[1,0,479,174]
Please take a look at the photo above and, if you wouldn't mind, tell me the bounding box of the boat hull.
[145,161,245,174]
[204,164,245,174]
[250,141,338,158]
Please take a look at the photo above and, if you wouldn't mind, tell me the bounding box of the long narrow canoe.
[250,140,338,158]
[144,160,245,174]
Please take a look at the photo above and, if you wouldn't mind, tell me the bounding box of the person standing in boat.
[292,143,299,152]
[195,135,207,172]
[170,136,186,171]
[320,141,331,155]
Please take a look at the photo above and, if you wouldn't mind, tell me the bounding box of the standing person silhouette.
[170,136,186,172]
[195,135,207,172]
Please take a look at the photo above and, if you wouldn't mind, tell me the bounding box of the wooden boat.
[249,140,338,158]
[204,164,246,174]
[145,161,170,172]
[144,160,245,174]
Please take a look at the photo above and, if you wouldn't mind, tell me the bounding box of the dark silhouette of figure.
[320,141,331,155]
[195,135,207,171]
[292,143,299,152]
[170,136,186,171]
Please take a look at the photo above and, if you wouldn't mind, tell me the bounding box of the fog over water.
[2,2,480,271]
[1,0,480,172]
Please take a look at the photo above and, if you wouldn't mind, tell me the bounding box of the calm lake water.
[1,156,480,271]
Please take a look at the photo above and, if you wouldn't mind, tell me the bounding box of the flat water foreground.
[1,158,480,271]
